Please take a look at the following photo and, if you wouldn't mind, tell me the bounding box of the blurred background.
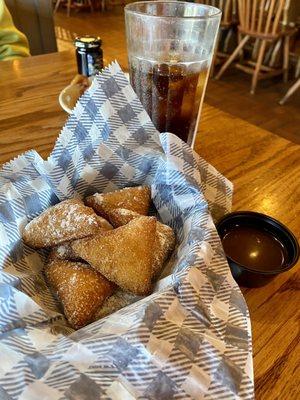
[4,0,300,143]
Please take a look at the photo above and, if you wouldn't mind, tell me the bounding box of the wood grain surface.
[0,51,299,400]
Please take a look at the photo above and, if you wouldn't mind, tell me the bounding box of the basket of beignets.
[22,187,175,329]
[0,63,253,399]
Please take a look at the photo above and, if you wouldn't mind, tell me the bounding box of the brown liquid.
[222,226,287,271]
[130,57,209,143]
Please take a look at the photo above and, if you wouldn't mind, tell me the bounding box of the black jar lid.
[216,211,299,287]
[74,35,102,49]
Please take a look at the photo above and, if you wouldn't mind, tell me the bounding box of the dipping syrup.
[222,225,288,271]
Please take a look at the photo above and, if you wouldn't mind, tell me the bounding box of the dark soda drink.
[129,56,209,144]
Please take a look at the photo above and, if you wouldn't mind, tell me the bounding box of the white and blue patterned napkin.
[0,62,253,399]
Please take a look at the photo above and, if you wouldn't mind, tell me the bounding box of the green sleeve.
[0,0,30,61]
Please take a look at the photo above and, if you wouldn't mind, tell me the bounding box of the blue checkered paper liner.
[0,62,253,399]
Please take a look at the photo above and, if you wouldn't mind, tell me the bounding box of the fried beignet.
[85,186,151,219]
[48,215,112,262]
[23,199,99,248]
[108,208,176,279]
[45,259,114,329]
[71,216,156,295]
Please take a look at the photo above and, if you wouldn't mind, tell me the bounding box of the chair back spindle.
[197,0,234,25]
[238,0,287,36]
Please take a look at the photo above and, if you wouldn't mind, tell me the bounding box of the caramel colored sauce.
[222,226,287,271]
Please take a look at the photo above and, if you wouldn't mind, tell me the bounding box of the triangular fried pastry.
[45,259,114,329]
[108,208,176,279]
[85,186,151,219]
[71,216,156,295]
[23,199,99,248]
[48,215,113,262]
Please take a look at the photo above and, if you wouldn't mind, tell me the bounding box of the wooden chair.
[215,0,296,94]
[54,0,94,17]
[6,0,57,55]
[197,0,237,77]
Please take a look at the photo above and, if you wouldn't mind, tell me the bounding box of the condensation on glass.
[125,2,221,146]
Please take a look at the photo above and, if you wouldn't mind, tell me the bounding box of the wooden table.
[0,51,299,400]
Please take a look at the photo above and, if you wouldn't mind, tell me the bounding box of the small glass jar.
[74,35,103,77]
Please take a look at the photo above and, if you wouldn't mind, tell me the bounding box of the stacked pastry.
[22,187,175,329]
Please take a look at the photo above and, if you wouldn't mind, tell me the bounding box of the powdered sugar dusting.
[71,216,156,295]
[86,186,151,217]
[57,245,69,257]
[23,199,99,247]
[52,204,96,233]
[93,193,104,206]
[46,259,114,329]
[116,209,137,216]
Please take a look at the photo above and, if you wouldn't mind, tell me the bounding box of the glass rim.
[124,1,222,20]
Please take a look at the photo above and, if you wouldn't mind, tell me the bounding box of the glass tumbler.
[125,1,221,147]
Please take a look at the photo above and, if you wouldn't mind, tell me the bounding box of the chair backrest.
[198,0,236,25]
[5,0,57,55]
[237,0,290,36]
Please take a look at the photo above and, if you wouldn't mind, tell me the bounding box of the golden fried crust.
[23,199,100,249]
[107,208,176,279]
[96,216,113,231]
[71,216,156,295]
[85,186,151,219]
[108,208,140,228]
[45,259,114,329]
[48,243,80,262]
[48,216,113,262]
